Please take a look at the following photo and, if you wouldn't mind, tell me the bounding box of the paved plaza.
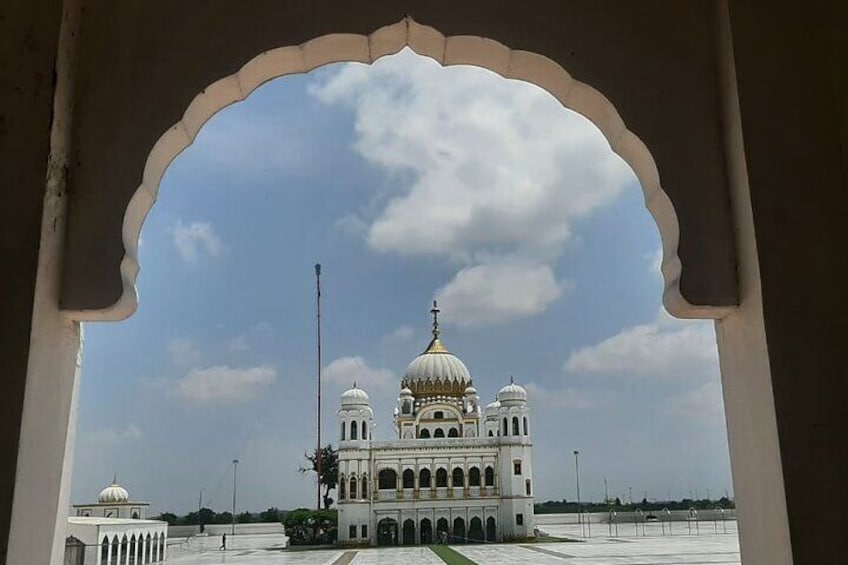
[166,521,740,564]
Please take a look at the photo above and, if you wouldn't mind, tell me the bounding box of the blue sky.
[71,49,731,514]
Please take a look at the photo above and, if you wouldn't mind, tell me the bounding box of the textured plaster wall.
[0,0,63,561]
[60,0,737,313]
[726,2,848,562]
[3,1,848,564]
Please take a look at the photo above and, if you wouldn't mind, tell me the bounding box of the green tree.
[237,511,254,523]
[153,512,177,525]
[299,445,339,510]
[259,507,282,523]
[214,511,233,525]
[283,508,337,545]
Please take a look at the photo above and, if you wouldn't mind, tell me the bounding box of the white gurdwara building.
[337,303,534,546]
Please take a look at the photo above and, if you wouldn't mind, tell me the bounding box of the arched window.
[453,517,466,542]
[434,428,445,438]
[488,430,493,437]
[361,474,368,499]
[153,533,159,561]
[113,536,120,562]
[100,536,109,565]
[419,428,431,439]
[402,468,415,489]
[129,535,136,565]
[350,420,358,440]
[361,420,367,439]
[339,476,346,499]
[523,416,528,435]
[436,517,449,536]
[402,518,416,545]
[436,468,448,487]
[469,467,481,487]
[349,476,357,500]
[502,417,508,436]
[402,400,411,414]
[484,466,495,486]
[145,533,151,562]
[340,421,345,440]
[378,468,397,490]
[448,427,459,437]
[158,536,164,561]
[469,516,484,542]
[420,518,433,544]
[486,516,497,542]
[452,467,465,488]
[512,416,519,436]
[419,468,431,488]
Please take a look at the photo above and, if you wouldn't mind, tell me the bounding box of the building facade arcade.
[337,303,534,546]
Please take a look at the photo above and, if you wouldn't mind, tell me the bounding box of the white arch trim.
[67,17,731,322]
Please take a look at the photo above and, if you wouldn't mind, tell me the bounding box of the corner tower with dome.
[336,302,534,546]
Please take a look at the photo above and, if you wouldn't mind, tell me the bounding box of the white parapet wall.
[534,510,737,525]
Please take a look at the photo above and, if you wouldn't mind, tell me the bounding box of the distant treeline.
[152,507,287,526]
[535,497,735,514]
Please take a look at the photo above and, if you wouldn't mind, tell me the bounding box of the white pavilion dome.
[399,302,473,397]
[341,385,370,407]
[498,380,528,403]
[98,480,129,503]
[484,399,501,417]
[401,336,472,395]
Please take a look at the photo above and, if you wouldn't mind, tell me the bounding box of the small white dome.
[498,381,528,403]
[484,399,501,416]
[98,481,129,504]
[400,386,414,397]
[464,385,478,396]
[341,385,370,407]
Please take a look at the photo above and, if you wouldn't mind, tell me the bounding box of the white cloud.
[324,356,395,389]
[86,424,144,447]
[226,322,274,353]
[524,382,597,410]
[385,325,415,341]
[436,259,564,327]
[167,337,201,366]
[311,49,634,325]
[173,221,221,263]
[173,365,276,405]
[648,247,663,279]
[564,310,718,379]
[334,214,368,237]
[665,381,726,424]
[227,335,250,352]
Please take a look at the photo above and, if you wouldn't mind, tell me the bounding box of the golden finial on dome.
[430,300,440,338]
[424,301,449,353]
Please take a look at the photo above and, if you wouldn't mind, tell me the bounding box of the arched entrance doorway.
[420,518,433,544]
[452,517,466,543]
[486,517,496,542]
[377,518,399,546]
[436,517,449,542]
[469,517,484,542]
[402,519,415,545]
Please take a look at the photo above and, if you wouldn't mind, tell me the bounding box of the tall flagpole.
[315,263,323,511]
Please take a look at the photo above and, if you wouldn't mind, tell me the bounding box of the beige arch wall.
[6,1,848,564]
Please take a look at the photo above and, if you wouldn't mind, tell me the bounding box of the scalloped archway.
[68,17,732,323]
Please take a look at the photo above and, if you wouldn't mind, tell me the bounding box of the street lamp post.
[573,450,582,535]
[232,459,239,535]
